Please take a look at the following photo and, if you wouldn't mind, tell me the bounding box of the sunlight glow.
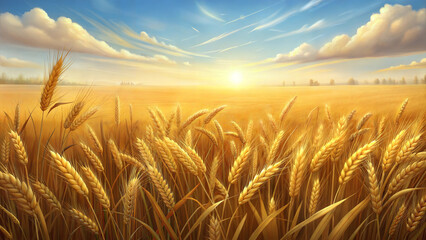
[230,71,243,85]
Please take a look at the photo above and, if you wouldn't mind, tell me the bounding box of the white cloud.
[0,8,175,64]
[197,3,225,22]
[267,19,326,41]
[300,0,323,11]
[183,61,191,66]
[378,58,426,72]
[0,55,39,68]
[193,23,254,47]
[272,4,426,63]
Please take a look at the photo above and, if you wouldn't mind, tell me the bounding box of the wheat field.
[0,57,426,240]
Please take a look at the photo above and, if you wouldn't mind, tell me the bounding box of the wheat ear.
[87,126,103,154]
[208,216,221,240]
[0,171,37,214]
[231,121,246,144]
[135,138,155,167]
[309,178,320,215]
[14,103,19,131]
[108,139,123,170]
[64,101,84,129]
[146,164,175,209]
[81,166,110,209]
[115,95,120,126]
[40,54,65,111]
[357,112,372,130]
[185,145,206,174]
[238,161,282,204]
[406,193,426,232]
[1,137,10,164]
[154,138,177,172]
[0,225,12,239]
[204,105,226,124]
[289,147,307,198]
[69,208,99,234]
[9,130,28,165]
[382,129,407,171]
[148,108,165,137]
[389,203,406,236]
[0,204,20,225]
[80,143,104,172]
[228,146,251,184]
[164,137,198,175]
[366,161,383,214]
[266,130,284,166]
[123,177,139,224]
[70,107,99,131]
[195,127,218,147]
[395,98,408,125]
[32,180,62,211]
[50,151,88,196]
[339,140,377,185]
[213,120,224,144]
[120,153,146,171]
[310,136,340,172]
[395,134,422,164]
[386,160,426,196]
[279,96,297,124]
[179,109,209,133]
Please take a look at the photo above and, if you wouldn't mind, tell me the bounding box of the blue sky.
[0,0,425,85]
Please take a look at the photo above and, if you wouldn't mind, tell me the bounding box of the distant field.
[1,85,425,125]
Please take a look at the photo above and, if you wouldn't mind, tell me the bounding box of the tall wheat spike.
[231,121,246,144]
[176,104,181,128]
[238,161,283,204]
[40,54,66,111]
[279,96,297,124]
[70,107,99,131]
[406,193,426,232]
[9,130,28,165]
[382,129,407,171]
[115,95,120,126]
[208,216,221,240]
[346,109,356,122]
[185,145,207,174]
[154,138,177,172]
[146,164,175,209]
[185,130,193,147]
[309,178,320,215]
[32,180,62,211]
[0,225,12,239]
[135,138,156,167]
[69,208,99,234]
[50,151,88,196]
[123,177,139,224]
[0,171,37,215]
[148,108,165,137]
[179,109,209,133]
[228,146,251,184]
[289,147,307,198]
[165,112,175,136]
[245,120,254,144]
[204,105,226,124]
[209,156,219,193]
[267,114,278,134]
[87,126,103,154]
[377,117,386,137]
[395,134,421,164]
[389,203,406,236]
[195,127,219,147]
[395,98,408,125]
[339,140,377,185]
[164,137,198,175]
[81,166,110,209]
[108,139,123,170]
[310,136,340,172]
[80,143,104,172]
[64,101,84,129]
[357,112,372,130]
[120,153,146,171]
[1,137,10,164]
[386,160,426,196]
[14,103,19,131]
[213,120,224,144]
[0,204,20,225]
[266,130,284,166]
[366,161,382,214]
[325,104,332,124]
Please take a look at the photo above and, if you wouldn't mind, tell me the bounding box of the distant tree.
[309,79,314,86]
[382,78,387,85]
[413,76,419,84]
[422,74,426,84]
[293,81,295,86]
[348,78,356,85]
[330,79,335,85]
[374,78,380,85]
[400,77,406,85]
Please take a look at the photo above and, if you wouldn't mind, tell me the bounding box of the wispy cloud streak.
[193,23,255,48]
[204,41,255,54]
[267,19,326,41]
[197,3,225,22]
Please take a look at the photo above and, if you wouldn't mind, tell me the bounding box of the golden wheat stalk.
[135,138,155,167]
[238,161,282,204]
[406,193,426,232]
[382,129,407,171]
[366,161,383,214]
[146,164,175,209]
[50,151,89,196]
[208,216,221,240]
[145,125,155,147]
[245,120,254,144]
[310,136,340,172]
[209,156,219,193]
[230,140,237,159]
[228,146,251,185]
[251,148,258,176]
[69,208,99,234]
[395,98,408,125]
[389,203,406,236]
[308,178,320,215]
[155,107,167,124]
[185,145,206,174]
[377,117,386,137]
[325,104,332,124]
[386,160,426,196]
[40,54,66,111]
[1,137,10,164]
[81,166,110,209]
[215,179,228,198]
[289,148,307,198]
[185,130,193,147]
[0,171,37,215]
[80,143,104,172]
[266,130,284,166]
[313,124,324,148]
[195,127,218,147]
[87,126,103,154]
[279,96,297,124]
[70,107,99,131]
[114,95,120,126]
[14,103,19,131]
[231,121,246,144]
[164,137,198,175]
[395,134,422,164]
[176,104,181,128]
[9,130,28,166]
[267,114,278,134]
[346,109,356,122]
[213,120,224,144]
[204,105,226,124]
[165,112,175,136]
[339,140,377,185]
[108,139,123,170]
[64,101,84,129]
[0,225,12,239]
[32,180,62,211]
[269,197,276,215]
[349,128,370,141]
[357,112,372,130]
[148,108,165,137]
[179,109,209,133]
[154,138,177,172]
[123,177,139,224]
[120,153,146,171]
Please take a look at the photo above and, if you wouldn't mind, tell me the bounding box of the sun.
[229,71,243,85]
